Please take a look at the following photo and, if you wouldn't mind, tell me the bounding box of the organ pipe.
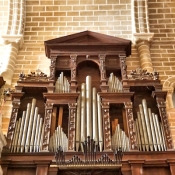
[135,99,167,151]
[108,73,123,92]
[10,99,44,153]
[55,72,70,93]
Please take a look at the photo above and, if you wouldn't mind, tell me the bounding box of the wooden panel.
[7,168,36,175]
[143,167,171,175]
[56,58,70,69]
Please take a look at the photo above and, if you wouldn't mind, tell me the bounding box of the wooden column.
[101,102,112,151]
[42,103,53,151]
[124,102,138,151]
[70,54,77,92]
[6,97,22,148]
[49,57,56,81]
[152,91,174,150]
[119,54,128,80]
[67,103,77,151]
[99,54,108,92]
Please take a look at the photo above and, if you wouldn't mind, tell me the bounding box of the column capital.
[133,33,154,44]
[1,35,23,49]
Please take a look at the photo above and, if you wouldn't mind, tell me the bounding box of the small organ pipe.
[142,99,153,151]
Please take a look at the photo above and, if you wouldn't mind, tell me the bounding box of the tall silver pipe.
[142,99,153,151]
[139,104,149,151]
[75,95,81,152]
[86,76,92,138]
[21,103,32,152]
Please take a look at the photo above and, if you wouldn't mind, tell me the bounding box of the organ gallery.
[1,31,175,175]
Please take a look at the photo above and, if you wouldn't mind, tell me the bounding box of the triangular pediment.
[44,30,131,57]
[45,30,131,44]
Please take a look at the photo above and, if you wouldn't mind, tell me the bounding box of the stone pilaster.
[134,33,154,73]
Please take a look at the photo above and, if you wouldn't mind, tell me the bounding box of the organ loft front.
[1,31,175,175]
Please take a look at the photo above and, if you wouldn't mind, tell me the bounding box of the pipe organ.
[2,31,175,175]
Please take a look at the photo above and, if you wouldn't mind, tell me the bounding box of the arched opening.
[76,60,101,92]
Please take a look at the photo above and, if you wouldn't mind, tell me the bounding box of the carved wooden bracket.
[119,54,128,80]
[42,103,53,151]
[101,102,112,152]
[70,55,77,92]
[124,102,138,151]
[6,101,20,147]
[49,57,56,81]
[67,103,77,151]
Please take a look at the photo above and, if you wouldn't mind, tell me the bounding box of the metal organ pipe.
[134,99,167,151]
[10,99,44,153]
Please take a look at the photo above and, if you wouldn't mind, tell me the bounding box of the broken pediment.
[44,30,131,58]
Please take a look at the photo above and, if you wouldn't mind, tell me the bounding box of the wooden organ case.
[1,31,175,175]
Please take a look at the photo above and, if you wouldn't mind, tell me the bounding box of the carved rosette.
[101,102,112,151]
[99,54,107,81]
[49,57,56,80]
[70,55,77,81]
[157,100,174,149]
[119,54,128,80]
[68,103,77,151]
[124,102,138,150]
[6,101,20,147]
[42,103,53,151]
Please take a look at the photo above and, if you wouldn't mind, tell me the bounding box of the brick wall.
[0,0,8,36]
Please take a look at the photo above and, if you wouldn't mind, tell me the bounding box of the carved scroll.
[42,103,53,151]
[101,102,112,151]
[119,54,128,80]
[7,101,20,147]
[157,100,174,150]
[68,103,77,151]
[49,57,56,80]
[124,102,138,150]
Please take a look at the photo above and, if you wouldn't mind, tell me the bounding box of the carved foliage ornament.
[128,67,159,80]
[42,103,53,150]
[157,100,173,149]
[49,57,56,80]
[119,55,127,80]
[68,103,77,151]
[101,102,112,150]
[99,54,106,80]
[70,55,77,81]
[19,69,48,81]
[124,102,138,150]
